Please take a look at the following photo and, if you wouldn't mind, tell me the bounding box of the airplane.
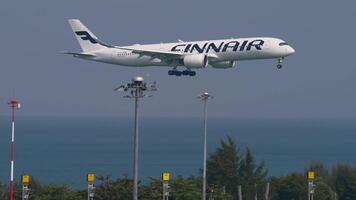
[64,19,295,76]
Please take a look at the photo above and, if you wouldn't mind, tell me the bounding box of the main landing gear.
[277,57,284,69]
[168,69,196,76]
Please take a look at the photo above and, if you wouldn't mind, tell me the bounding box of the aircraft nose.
[287,46,295,55]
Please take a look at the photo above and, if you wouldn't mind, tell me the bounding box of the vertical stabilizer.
[68,19,105,52]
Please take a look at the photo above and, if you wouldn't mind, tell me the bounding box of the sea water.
[0,117,355,188]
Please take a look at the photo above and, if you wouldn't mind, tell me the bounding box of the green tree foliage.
[207,136,267,199]
[95,174,134,200]
[240,147,268,200]
[272,173,307,200]
[1,178,85,200]
[0,182,8,200]
[140,177,162,200]
[170,176,201,200]
[207,136,241,198]
[314,180,336,200]
[207,185,233,200]
[330,164,356,200]
[343,179,356,200]
[270,163,351,200]
[34,184,84,200]
[269,176,282,200]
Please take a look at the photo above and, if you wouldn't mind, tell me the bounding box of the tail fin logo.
[75,31,98,44]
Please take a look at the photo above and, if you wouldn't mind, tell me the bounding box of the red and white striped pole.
[8,98,20,200]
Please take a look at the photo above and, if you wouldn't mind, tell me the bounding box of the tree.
[207,184,233,200]
[343,179,356,200]
[278,173,307,200]
[330,164,356,199]
[34,184,83,200]
[95,174,134,200]
[140,177,162,200]
[239,147,268,200]
[207,136,241,198]
[314,180,336,200]
[269,176,283,200]
[0,182,8,200]
[170,176,201,200]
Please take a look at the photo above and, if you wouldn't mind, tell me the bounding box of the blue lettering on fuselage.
[240,40,248,51]
[246,40,264,51]
[184,44,192,53]
[190,43,208,53]
[222,41,239,52]
[171,44,185,52]
[206,42,224,52]
[170,39,264,53]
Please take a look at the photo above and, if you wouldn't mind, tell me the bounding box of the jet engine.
[210,61,236,69]
[183,54,208,68]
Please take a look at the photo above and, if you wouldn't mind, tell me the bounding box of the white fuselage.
[78,37,295,68]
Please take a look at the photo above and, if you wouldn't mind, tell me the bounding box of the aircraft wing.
[117,47,219,59]
[118,47,184,58]
[93,38,184,58]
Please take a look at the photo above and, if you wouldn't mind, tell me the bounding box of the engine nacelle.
[210,61,236,69]
[183,54,208,68]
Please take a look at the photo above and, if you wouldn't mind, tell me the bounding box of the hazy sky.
[0,0,355,118]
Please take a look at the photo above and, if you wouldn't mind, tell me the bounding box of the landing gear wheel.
[175,71,182,76]
[168,70,175,76]
[182,70,190,76]
[189,71,196,76]
[277,64,283,69]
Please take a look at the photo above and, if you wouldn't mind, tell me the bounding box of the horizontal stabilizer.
[61,51,96,58]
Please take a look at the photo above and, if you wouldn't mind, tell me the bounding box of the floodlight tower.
[115,76,157,200]
[198,92,213,200]
[8,98,21,200]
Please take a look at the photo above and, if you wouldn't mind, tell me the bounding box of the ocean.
[0,117,355,188]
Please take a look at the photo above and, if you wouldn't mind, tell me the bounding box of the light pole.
[8,98,21,200]
[115,76,157,200]
[198,92,213,200]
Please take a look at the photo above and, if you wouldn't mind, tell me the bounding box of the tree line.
[0,136,356,199]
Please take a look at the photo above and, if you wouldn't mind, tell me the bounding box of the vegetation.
[1,136,356,199]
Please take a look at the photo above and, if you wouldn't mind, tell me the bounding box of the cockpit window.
[279,42,288,46]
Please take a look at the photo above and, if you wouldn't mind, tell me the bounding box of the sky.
[0,0,355,119]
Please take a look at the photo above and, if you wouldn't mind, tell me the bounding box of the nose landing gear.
[277,57,284,69]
